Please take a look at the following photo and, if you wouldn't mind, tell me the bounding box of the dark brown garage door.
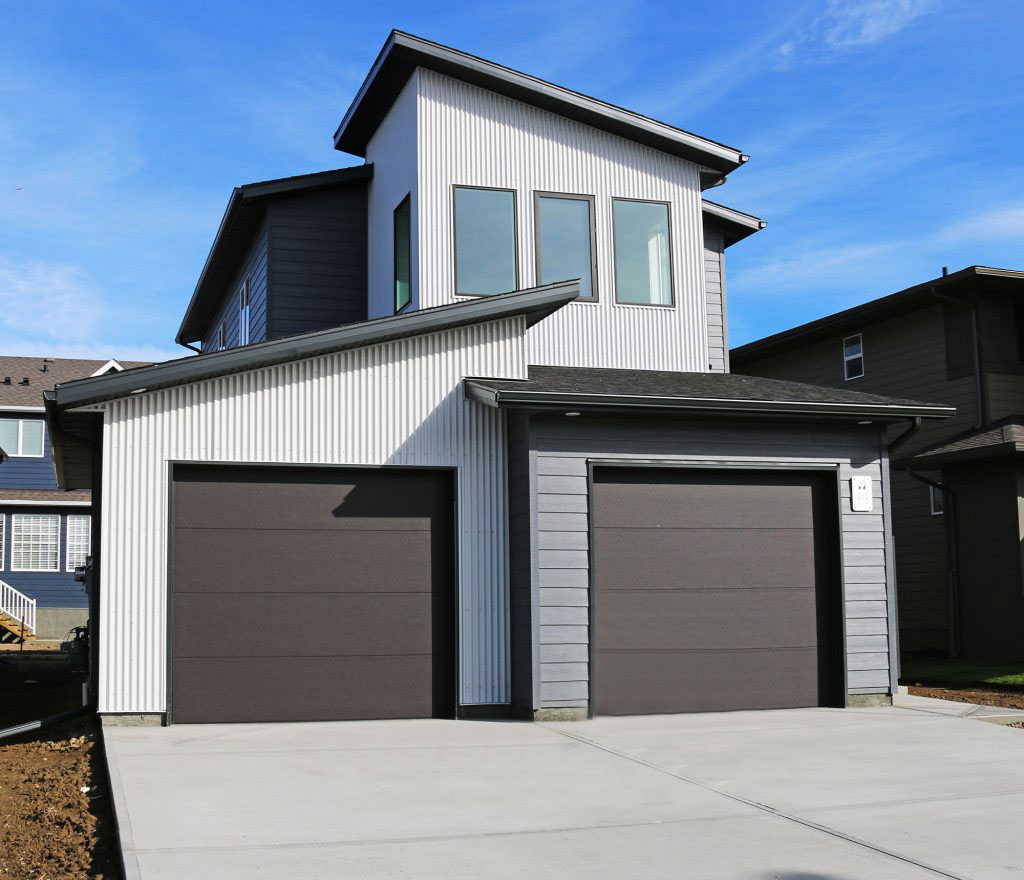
[593,468,841,715]
[170,465,455,723]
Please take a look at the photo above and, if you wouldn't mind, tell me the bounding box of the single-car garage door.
[170,465,455,723]
[593,468,841,715]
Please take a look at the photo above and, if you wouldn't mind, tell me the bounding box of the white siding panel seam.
[98,316,528,713]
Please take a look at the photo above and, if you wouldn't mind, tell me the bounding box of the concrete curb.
[100,726,143,880]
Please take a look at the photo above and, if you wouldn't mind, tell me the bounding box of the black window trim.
[393,193,413,314]
[533,190,598,303]
[843,332,865,381]
[610,196,675,308]
[451,184,520,298]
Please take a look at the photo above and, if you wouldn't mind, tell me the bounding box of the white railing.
[0,579,35,636]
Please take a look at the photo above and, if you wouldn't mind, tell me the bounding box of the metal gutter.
[464,383,955,420]
[56,282,580,410]
[334,30,747,174]
[701,199,766,246]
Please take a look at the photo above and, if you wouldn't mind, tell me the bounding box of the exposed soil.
[0,642,64,653]
[0,718,121,879]
[909,685,1024,711]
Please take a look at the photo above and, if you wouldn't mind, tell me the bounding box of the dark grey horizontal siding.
[267,186,368,339]
[736,303,976,653]
[202,220,269,352]
[524,416,893,710]
[702,229,728,372]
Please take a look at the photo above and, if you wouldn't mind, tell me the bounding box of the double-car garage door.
[170,466,455,724]
[592,468,842,715]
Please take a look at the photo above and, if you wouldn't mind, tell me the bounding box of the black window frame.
[843,333,865,381]
[610,196,675,308]
[451,184,519,298]
[393,194,413,313]
[533,191,598,302]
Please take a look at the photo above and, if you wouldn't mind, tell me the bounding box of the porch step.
[0,613,37,640]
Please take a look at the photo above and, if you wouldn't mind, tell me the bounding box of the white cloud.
[778,0,939,65]
[0,259,181,362]
[730,241,900,294]
[939,201,1024,244]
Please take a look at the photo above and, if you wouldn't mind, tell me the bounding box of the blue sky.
[1,0,1021,360]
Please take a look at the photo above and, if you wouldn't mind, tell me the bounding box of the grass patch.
[901,655,1024,688]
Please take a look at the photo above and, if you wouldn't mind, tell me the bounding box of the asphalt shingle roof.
[0,357,150,408]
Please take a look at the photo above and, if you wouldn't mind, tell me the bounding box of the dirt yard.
[909,685,1024,711]
[0,718,121,879]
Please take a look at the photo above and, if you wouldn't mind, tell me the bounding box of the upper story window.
[239,276,251,346]
[534,192,597,301]
[929,485,945,516]
[843,333,865,380]
[394,195,412,312]
[66,515,91,571]
[0,418,44,457]
[453,186,517,296]
[612,199,673,306]
[11,514,59,572]
[217,320,228,352]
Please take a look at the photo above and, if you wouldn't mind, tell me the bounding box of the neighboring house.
[732,266,1024,662]
[47,31,951,725]
[0,357,145,640]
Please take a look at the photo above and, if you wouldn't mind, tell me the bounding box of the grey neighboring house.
[47,30,952,725]
[733,266,1024,662]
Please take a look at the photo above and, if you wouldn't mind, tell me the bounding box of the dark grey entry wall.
[512,415,895,716]
[592,468,842,715]
[170,465,455,723]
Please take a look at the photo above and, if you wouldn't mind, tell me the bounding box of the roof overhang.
[55,282,580,412]
[905,441,1024,469]
[732,266,1024,365]
[334,31,748,180]
[176,165,373,345]
[701,200,766,247]
[464,381,955,422]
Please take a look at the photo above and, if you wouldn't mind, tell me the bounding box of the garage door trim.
[586,460,848,717]
[164,460,460,725]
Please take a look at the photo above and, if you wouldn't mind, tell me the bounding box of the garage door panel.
[173,467,448,531]
[594,589,818,651]
[593,647,821,715]
[594,527,817,590]
[173,529,436,594]
[171,656,433,723]
[593,473,817,530]
[173,592,434,658]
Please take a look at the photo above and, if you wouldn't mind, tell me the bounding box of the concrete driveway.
[103,696,1024,879]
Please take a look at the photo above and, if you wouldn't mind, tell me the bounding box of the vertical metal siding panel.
[416,70,707,373]
[98,316,527,711]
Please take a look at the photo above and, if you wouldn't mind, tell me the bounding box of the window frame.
[610,196,675,308]
[451,184,520,298]
[11,513,60,573]
[217,319,228,352]
[843,333,865,381]
[238,275,251,346]
[66,514,91,572]
[533,191,598,302]
[0,515,5,572]
[393,193,413,313]
[929,485,945,516]
[0,418,45,458]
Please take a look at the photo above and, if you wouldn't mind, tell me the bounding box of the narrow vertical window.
[843,334,864,380]
[394,195,412,312]
[12,514,59,572]
[612,199,673,305]
[217,320,227,351]
[453,186,517,296]
[929,485,945,516]
[0,516,5,572]
[535,193,597,300]
[239,276,251,346]
[66,515,91,571]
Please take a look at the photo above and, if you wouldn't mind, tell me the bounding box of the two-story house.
[45,32,951,725]
[0,356,144,640]
[733,267,1024,663]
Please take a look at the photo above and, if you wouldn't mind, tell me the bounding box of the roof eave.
[334,31,747,174]
[464,383,955,421]
[701,200,767,247]
[57,282,580,411]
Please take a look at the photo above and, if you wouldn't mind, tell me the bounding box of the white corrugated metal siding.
[416,69,709,372]
[96,317,527,713]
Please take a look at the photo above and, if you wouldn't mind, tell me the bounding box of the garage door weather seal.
[543,724,971,880]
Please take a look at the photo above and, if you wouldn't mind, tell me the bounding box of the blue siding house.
[0,356,145,639]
